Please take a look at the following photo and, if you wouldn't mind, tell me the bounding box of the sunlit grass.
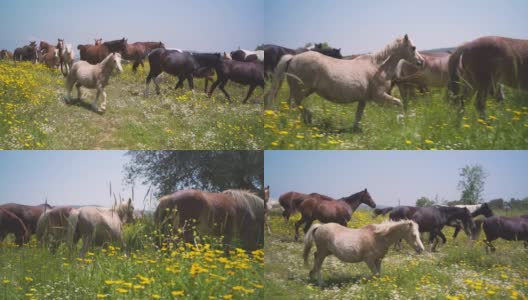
[264,86,528,149]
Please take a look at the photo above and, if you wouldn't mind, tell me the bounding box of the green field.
[0,60,263,150]
[265,209,528,300]
[264,86,528,149]
[0,216,263,299]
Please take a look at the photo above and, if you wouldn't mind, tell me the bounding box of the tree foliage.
[416,196,435,207]
[125,151,263,197]
[457,164,488,204]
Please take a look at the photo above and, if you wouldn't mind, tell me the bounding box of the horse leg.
[174,77,185,90]
[352,100,367,132]
[203,78,209,93]
[208,79,220,97]
[429,231,439,252]
[80,234,92,257]
[438,231,447,244]
[145,69,162,96]
[452,225,461,239]
[375,258,382,274]
[218,80,232,102]
[475,89,488,120]
[365,259,379,276]
[294,215,306,241]
[310,250,328,286]
[303,219,314,235]
[132,60,140,73]
[100,89,107,112]
[92,86,102,112]
[76,83,82,100]
[242,85,257,104]
[66,76,75,103]
[282,210,290,223]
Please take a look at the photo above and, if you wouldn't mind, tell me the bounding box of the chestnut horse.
[278,192,334,222]
[0,203,53,237]
[79,38,127,64]
[123,41,165,72]
[294,189,376,240]
[154,189,264,251]
[448,36,528,119]
[0,207,31,246]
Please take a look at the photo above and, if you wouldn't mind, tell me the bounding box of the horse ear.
[404,34,409,41]
[128,198,132,206]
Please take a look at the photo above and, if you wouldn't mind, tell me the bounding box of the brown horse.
[294,189,376,240]
[36,206,78,251]
[278,191,334,222]
[123,41,165,72]
[79,38,128,64]
[0,49,13,60]
[0,203,53,237]
[448,36,528,119]
[0,207,31,246]
[13,41,38,62]
[154,189,264,251]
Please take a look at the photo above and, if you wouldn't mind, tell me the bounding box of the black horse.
[451,204,494,239]
[481,215,528,252]
[13,41,38,62]
[411,206,475,251]
[145,49,221,96]
[311,47,343,59]
[208,59,264,103]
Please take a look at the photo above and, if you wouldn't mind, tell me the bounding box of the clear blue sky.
[0,151,153,210]
[264,151,528,206]
[264,0,528,55]
[0,0,264,52]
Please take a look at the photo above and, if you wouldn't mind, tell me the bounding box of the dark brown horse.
[0,203,52,236]
[481,215,528,252]
[294,189,376,240]
[123,41,165,72]
[448,36,528,118]
[154,189,264,251]
[410,206,475,251]
[0,207,31,246]
[13,41,38,62]
[79,38,128,64]
[208,59,264,103]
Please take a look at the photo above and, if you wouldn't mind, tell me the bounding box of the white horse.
[36,207,79,251]
[61,43,75,75]
[265,34,424,132]
[68,199,134,256]
[303,220,424,286]
[65,52,123,113]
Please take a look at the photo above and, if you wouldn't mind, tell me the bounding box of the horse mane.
[372,220,414,235]
[341,190,365,203]
[371,36,406,64]
[223,189,264,220]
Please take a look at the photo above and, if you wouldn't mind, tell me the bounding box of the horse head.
[460,207,477,240]
[399,34,424,67]
[400,220,424,253]
[94,38,103,45]
[360,188,376,208]
[57,38,64,50]
[116,198,134,224]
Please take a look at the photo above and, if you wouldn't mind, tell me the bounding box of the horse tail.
[264,54,294,109]
[447,46,464,97]
[303,223,322,268]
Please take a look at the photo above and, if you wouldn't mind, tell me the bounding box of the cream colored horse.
[265,35,424,132]
[68,199,134,256]
[65,52,123,113]
[303,220,424,286]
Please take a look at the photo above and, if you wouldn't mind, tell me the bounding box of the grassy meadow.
[0,60,263,150]
[0,216,263,299]
[264,86,528,149]
[265,208,528,300]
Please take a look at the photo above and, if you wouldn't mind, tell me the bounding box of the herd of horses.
[264,35,528,131]
[2,39,270,112]
[275,187,528,285]
[0,189,264,256]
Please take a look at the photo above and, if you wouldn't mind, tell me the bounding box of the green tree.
[125,151,263,197]
[416,196,435,207]
[457,164,488,204]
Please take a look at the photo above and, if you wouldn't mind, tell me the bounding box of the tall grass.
[0,216,264,299]
[264,86,528,149]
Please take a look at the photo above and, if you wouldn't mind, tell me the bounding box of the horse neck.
[99,55,115,73]
[340,193,363,212]
[374,223,407,248]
